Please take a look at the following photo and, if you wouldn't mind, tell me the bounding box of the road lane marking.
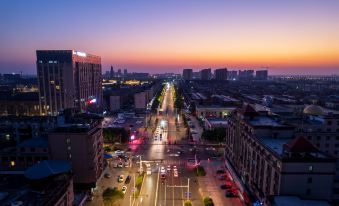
[154,167,160,206]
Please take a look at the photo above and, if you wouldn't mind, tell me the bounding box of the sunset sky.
[0,0,339,75]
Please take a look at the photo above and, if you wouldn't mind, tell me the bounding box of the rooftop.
[17,137,48,148]
[25,160,71,180]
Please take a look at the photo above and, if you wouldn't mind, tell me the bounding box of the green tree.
[102,187,124,206]
[203,197,214,206]
[103,128,129,143]
[184,200,193,206]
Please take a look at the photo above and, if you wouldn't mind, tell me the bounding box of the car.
[225,189,238,197]
[121,186,127,194]
[173,170,178,177]
[118,175,124,183]
[124,161,129,167]
[104,173,111,178]
[173,165,177,170]
[118,162,123,168]
[220,184,232,190]
[160,166,166,174]
[205,147,216,151]
[112,162,118,168]
[217,174,227,180]
[167,165,171,172]
[115,150,124,155]
[147,167,152,175]
[125,175,131,184]
[216,169,226,174]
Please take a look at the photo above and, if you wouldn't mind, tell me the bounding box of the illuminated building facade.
[36,50,102,115]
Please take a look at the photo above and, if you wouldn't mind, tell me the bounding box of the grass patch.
[195,166,206,176]
[203,197,214,206]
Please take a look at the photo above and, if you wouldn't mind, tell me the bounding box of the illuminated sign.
[72,50,87,57]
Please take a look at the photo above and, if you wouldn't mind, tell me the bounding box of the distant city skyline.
[0,0,339,75]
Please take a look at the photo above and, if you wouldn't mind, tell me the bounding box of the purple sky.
[0,0,338,75]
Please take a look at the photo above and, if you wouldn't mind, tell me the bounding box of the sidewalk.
[198,160,243,206]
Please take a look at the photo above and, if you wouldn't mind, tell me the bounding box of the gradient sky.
[0,0,339,75]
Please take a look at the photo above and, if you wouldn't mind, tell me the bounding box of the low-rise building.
[195,105,235,119]
[225,104,335,205]
[48,114,104,188]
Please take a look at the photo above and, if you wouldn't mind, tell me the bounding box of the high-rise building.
[36,50,102,115]
[238,70,254,80]
[227,70,238,80]
[201,68,212,80]
[117,69,122,77]
[124,69,128,77]
[110,66,115,79]
[256,70,268,80]
[214,68,228,80]
[182,69,193,80]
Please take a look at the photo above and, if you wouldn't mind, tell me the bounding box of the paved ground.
[199,160,243,206]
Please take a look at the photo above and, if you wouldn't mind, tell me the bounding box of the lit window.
[10,161,15,167]
[55,85,60,90]
[309,165,313,171]
[50,80,55,84]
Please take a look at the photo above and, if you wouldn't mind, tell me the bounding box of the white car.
[118,175,124,183]
[122,186,127,194]
[115,150,124,155]
[167,165,171,172]
[160,166,166,174]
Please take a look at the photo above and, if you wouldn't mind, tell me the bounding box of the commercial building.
[109,96,121,112]
[238,70,254,80]
[214,68,228,80]
[224,104,336,205]
[36,50,102,116]
[201,68,212,80]
[183,69,193,80]
[195,105,235,118]
[48,113,104,188]
[256,70,268,80]
[134,91,149,110]
[228,70,238,80]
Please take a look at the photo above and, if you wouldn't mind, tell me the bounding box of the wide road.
[134,82,203,206]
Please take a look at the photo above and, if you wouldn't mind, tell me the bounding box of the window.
[336,144,339,148]
[309,165,313,171]
[334,151,338,155]
[306,189,311,195]
[327,121,332,125]
[325,143,330,148]
[326,136,330,140]
[307,177,312,183]
[307,136,312,140]
[317,136,321,140]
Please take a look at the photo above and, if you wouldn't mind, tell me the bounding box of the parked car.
[125,175,131,184]
[225,189,238,197]
[124,161,129,167]
[216,169,225,174]
[167,165,171,172]
[160,166,166,174]
[118,175,124,183]
[220,182,232,189]
[118,162,123,168]
[121,186,127,194]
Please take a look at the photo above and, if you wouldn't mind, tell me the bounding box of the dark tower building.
[36,50,102,115]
